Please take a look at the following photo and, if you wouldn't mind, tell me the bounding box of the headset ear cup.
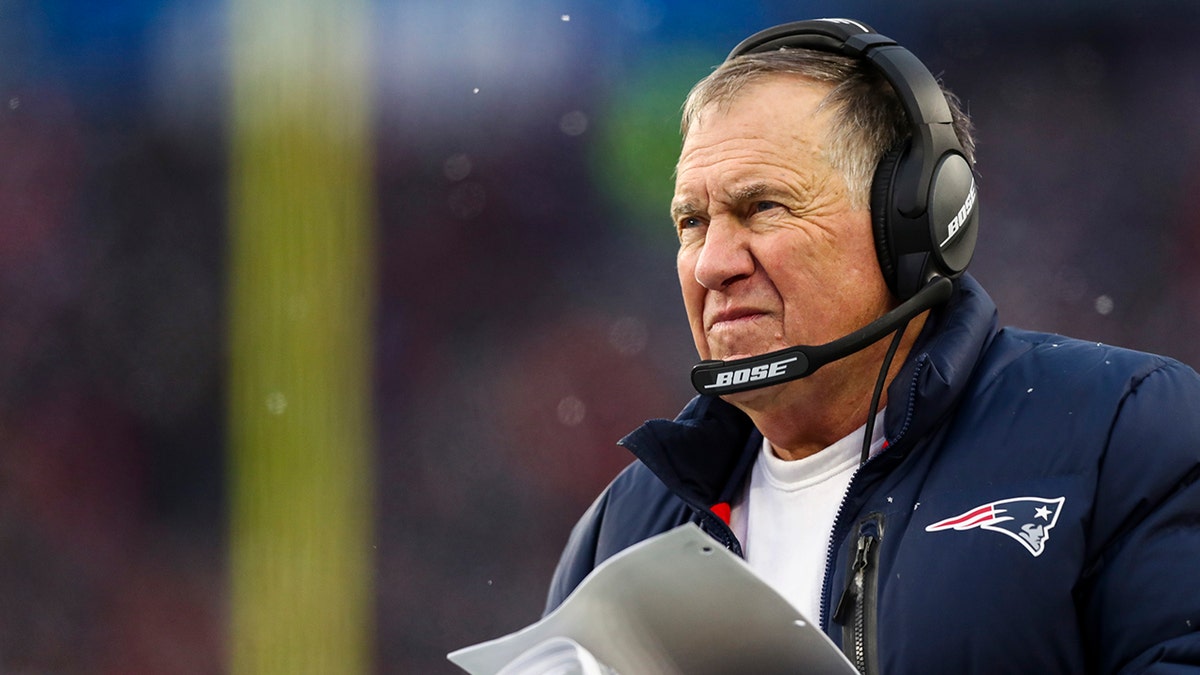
[870,146,904,298]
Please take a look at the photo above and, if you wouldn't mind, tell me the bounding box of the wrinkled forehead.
[676,75,837,165]
[681,56,845,139]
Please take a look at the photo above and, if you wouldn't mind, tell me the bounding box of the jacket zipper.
[820,352,929,632]
[832,514,884,675]
[697,509,743,557]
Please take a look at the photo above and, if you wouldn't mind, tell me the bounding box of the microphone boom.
[690,276,954,396]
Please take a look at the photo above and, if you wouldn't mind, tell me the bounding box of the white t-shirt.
[729,412,886,624]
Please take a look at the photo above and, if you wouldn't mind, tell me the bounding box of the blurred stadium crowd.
[1,0,1199,672]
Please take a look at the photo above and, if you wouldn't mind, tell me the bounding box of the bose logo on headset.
[941,178,977,248]
[703,357,798,389]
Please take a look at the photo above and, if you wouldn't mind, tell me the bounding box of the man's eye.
[754,200,781,213]
[679,216,703,230]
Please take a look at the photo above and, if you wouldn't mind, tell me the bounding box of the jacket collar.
[619,274,1000,506]
[883,274,998,447]
[618,395,757,509]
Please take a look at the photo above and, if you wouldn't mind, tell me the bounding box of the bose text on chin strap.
[689,276,952,396]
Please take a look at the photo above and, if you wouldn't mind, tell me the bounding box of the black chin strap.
[861,320,910,466]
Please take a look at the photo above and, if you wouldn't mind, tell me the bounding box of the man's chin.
[708,346,780,363]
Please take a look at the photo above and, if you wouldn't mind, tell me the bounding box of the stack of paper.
[448,524,857,675]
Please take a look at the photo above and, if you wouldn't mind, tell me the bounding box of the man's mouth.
[707,307,767,330]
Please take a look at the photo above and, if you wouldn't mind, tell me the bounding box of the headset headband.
[727,19,962,220]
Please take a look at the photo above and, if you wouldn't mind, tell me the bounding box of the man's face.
[673,75,894,380]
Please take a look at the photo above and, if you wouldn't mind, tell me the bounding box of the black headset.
[727,18,978,301]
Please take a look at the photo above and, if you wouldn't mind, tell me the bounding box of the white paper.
[495,637,615,675]
[448,523,858,675]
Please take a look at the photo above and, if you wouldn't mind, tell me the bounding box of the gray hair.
[680,48,975,209]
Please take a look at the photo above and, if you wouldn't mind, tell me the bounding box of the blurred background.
[2,0,1199,672]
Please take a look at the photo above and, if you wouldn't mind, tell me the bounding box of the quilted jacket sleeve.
[542,457,702,616]
[543,486,610,616]
[1079,359,1200,673]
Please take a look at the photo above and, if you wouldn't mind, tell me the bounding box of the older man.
[546,19,1200,674]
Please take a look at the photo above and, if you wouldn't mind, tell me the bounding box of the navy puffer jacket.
[545,275,1200,674]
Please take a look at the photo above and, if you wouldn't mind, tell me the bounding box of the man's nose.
[693,218,755,290]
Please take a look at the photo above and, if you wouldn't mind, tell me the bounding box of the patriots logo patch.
[925,496,1066,557]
